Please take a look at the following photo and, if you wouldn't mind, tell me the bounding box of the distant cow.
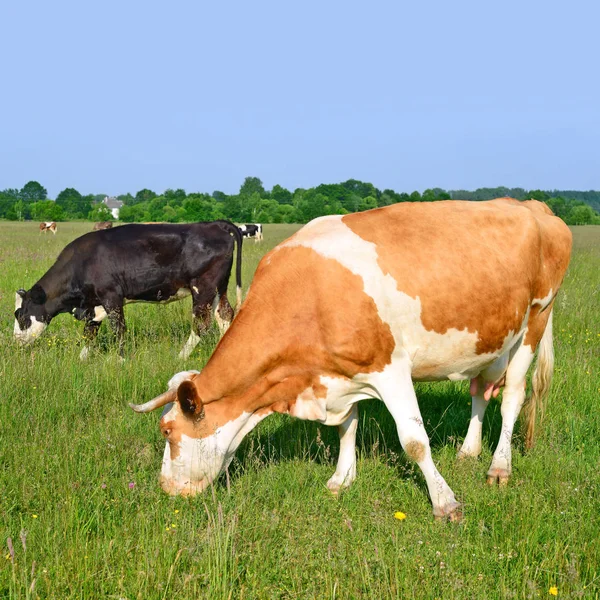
[131,199,571,520]
[238,223,263,242]
[39,222,57,234]
[93,221,113,231]
[15,221,243,359]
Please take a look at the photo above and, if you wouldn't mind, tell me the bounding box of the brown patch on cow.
[405,440,426,462]
[178,247,396,436]
[312,382,328,398]
[524,302,553,349]
[342,199,571,355]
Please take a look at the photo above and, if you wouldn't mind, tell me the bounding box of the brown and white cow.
[39,222,57,234]
[130,199,572,520]
[93,221,113,231]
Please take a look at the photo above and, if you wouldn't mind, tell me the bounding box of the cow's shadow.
[229,383,514,490]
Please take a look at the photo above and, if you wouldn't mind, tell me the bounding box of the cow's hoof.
[486,469,510,486]
[433,501,462,522]
[326,471,355,496]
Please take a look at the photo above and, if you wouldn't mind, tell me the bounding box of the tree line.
[1,178,599,225]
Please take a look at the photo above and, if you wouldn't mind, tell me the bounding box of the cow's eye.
[162,428,171,438]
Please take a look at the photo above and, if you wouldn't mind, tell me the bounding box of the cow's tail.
[221,221,243,311]
[523,309,554,449]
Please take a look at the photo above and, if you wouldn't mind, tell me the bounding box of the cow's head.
[14,285,49,344]
[130,370,259,496]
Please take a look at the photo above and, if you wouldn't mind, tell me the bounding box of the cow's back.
[268,199,571,380]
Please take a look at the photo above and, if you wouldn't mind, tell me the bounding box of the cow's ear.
[30,284,46,305]
[177,380,204,420]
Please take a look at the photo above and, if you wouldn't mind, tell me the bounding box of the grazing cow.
[14,221,243,359]
[238,223,263,242]
[39,222,57,234]
[130,199,571,520]
[93,221,113,231]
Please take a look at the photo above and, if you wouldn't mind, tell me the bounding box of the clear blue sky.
[1,0,598,198]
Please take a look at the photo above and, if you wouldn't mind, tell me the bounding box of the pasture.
[1,221,599,599]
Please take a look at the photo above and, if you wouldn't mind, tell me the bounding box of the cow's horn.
[17,289,26,298]
[129,390,176,413]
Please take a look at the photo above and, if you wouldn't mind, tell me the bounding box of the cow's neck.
[37,267,76,317]
[195,307,320,416]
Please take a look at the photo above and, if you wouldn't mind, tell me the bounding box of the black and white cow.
[14,221,243,359]
[238,223,263,242]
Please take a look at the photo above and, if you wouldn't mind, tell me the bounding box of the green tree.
[164,188,187,207]
[119,204,146,222]
[271,184,293,205]
[88,204,113,222]
[239,177,265,198]
[55,188,92,218]
[527,189,549,201]
[30,201,65,221]
[134,189,157,205]
[118,193,135,205]
[359,195,378,211]
[20,181,47,202]
[184,195,219,222]
[341,179,379,199]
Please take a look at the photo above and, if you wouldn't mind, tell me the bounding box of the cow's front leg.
[327,404,358,494]
[373,361,462,521]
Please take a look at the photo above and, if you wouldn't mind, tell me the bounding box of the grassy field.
[1,221,599,599]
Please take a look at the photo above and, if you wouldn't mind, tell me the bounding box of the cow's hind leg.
[327,404,358,494]
[486,342,534,486]
[373,361,461,520]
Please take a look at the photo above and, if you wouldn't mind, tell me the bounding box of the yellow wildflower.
[394,512,407,521]
[549,586,558,596]
[32,514,38,519]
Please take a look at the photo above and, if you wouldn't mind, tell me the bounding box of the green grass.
[1,221,599,599]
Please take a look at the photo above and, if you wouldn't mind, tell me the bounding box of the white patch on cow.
[15,293,23,310]
[281,215,527,381]
[289,387,327,421]
[214,311,229,335]
[532,288,554,310]
[239,225,247,232]
[192,285,199,294]
[93,305,108,322]
[290,375,380,426]
[160,408,265,496]
[327,404,358,492]
[14,315,47,345]
[179,331,201,360]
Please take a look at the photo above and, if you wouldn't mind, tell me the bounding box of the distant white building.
[103,196,124,219]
